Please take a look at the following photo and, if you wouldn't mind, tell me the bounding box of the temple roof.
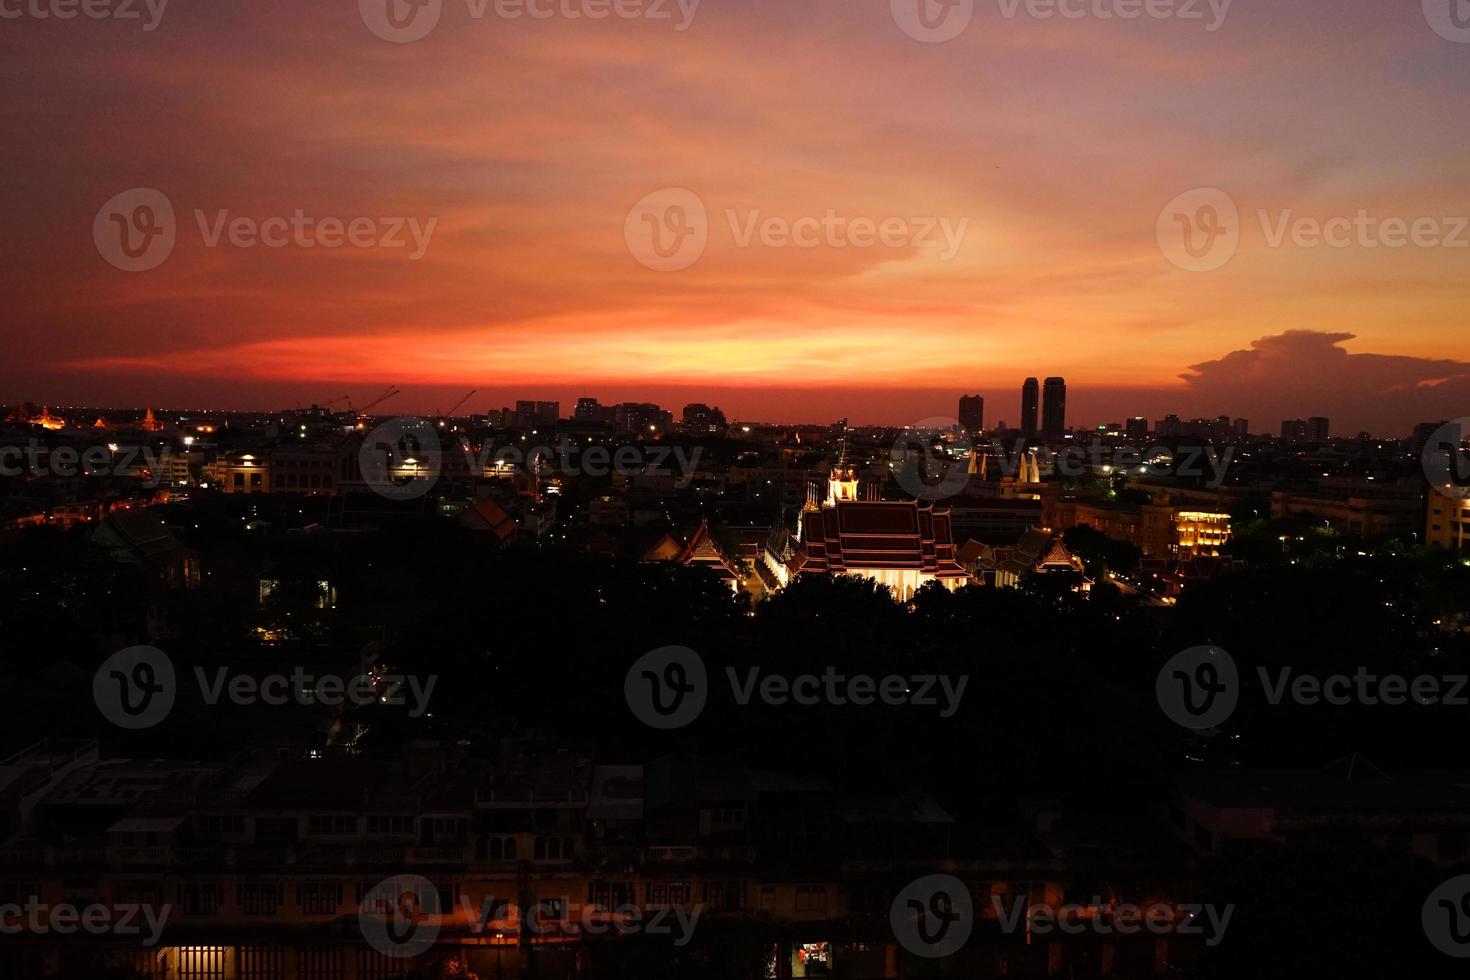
[797,499,966,577]
[675,520,741,582]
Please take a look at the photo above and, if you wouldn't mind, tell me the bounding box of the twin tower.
[961,377,1067,442]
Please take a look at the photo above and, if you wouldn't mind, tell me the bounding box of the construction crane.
[433,389,478,426]
[354,386,401,421]
[429,387,482,431]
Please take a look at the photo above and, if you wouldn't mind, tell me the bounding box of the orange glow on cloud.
[4,1,1468,431]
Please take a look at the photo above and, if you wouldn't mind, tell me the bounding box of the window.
[709,807,745,827]
[760,885,776,913]
[239,881,283,915]
[426,880,458,911]
[298,882,342,915]
[795,886,827,913]
[703,880,747,911]
[588,881,635,909]
[0,881,38,905]
[433,817,463,834]
[645,881,690,906]
[308,815,357,836]
[486,836,517,861]
[534,837,572,860]
[366,815,414,835]
[198,815,245,835]
[178,882,222,916]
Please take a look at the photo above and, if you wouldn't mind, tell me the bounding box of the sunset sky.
[3,0,1468,434]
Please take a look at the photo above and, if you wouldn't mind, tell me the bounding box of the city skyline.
[4,338,1446,439]
[6,5,1469,438]
[6,3,1470,976]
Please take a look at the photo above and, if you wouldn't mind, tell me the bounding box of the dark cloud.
[1180,331,1470,437]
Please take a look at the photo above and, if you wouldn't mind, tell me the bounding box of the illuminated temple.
[765,462,969,600]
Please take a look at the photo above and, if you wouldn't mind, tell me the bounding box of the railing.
[408,845,471,864]
[646,845,697,863]
[106,845,172,864]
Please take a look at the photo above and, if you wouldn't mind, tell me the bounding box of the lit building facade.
[1427,484,1470,553]
[785,467,969,600]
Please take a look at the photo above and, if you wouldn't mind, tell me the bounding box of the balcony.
[646,845,697,863]
[409,844,472,864]
[106,845,173,865]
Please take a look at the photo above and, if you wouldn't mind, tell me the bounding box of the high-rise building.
[574,397,602,421]
[1281,419,1308,442]
[1021,378,1039,439]
[681,403,727,433]
[616,402,672,434]
[1125,417,1149,439]
[1414,421,1456,457]
[1041,377,1066,442]
[959,395,985,435]
[1233,418,1249,438]
[1427,484,1470,553]
[512,400,560,428]
[1307,417,1330,442]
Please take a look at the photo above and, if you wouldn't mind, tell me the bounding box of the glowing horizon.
[4,2,1468,434]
